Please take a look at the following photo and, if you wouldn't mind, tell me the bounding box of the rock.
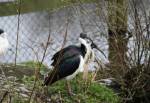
[19,87,30,93]
[97,78,121,93]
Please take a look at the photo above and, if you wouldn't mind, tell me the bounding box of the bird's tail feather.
[43,70,59,86]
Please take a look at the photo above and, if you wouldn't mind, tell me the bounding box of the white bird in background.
[0,29,9,56]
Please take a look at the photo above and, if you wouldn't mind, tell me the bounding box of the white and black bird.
[43,33,96,94]
[0,29,9,56]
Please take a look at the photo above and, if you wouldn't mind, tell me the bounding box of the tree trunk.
[108,0,128,76]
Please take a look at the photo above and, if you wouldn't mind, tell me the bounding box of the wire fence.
[1,0,148,68]
[0,1,108,68]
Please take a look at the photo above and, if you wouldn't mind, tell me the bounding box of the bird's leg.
[66,81,75,96]
[83,64,88,82]
[66,81,72,96]
[83,51,94,81]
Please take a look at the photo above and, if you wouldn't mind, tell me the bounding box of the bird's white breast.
[0,37,9,55]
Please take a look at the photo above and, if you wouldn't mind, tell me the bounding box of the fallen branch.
[0,91,9,103]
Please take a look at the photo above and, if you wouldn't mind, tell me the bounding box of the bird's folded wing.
[51,45,80,66]
[43,55,80,85]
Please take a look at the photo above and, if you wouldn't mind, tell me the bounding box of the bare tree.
[108,0,128,76]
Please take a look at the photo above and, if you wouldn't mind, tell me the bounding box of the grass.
[19,61,48,70]
[22,61,120,103]
[19,61,49,75]
[1,61,120,103]
[44,74,120,103]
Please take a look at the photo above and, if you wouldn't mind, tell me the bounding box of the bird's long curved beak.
[86,37,107,58]
[93,44,107,58]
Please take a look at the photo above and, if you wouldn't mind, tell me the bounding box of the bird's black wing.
[51,45,80,66]
[43,54,80,85]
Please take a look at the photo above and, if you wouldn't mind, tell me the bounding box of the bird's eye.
[86,39,91,43]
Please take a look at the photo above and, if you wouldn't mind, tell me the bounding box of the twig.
[15,0,21,65]
[28,12,52,103]
[0,91,9,103]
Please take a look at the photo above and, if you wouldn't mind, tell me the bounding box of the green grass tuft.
[19,61,47,70]
[46,74,120,103]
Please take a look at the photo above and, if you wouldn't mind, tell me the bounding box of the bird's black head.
[91,42,97,49]
[79,32,106,58]
[80,33,87,39]
[0,29,4,35]
[79,33,98,49]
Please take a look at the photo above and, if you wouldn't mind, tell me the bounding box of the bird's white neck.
[79,38,92,63]
[79,38,89,49]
